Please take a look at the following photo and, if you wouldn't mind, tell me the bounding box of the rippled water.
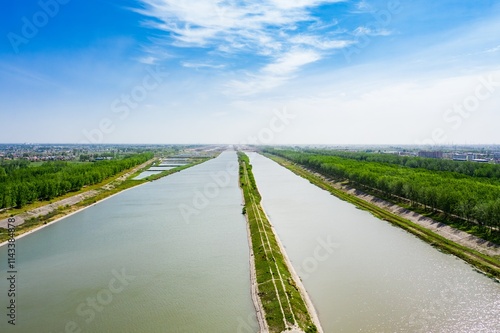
[248,152,500,333]
[0,151,257,333]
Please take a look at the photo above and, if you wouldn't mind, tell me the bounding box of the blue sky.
[1,0,499,145]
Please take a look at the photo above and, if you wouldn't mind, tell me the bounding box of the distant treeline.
[266,148,500,231]
[303,149,500,179]
[0,153,153,209]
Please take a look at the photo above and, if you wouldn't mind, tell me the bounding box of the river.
[248,152,500,333]
[0,151,257,333]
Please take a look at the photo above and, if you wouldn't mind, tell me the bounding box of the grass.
[265,153,500,280]
[239,152,318,333]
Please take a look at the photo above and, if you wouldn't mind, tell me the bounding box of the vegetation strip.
[238,152,322,333]
[264,153,500,280]
[0,157,210,244]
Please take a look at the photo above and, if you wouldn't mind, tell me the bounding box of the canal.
[0,151,257,333]
[248,152,500,333]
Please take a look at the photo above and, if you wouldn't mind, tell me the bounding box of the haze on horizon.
[1,0,499,145]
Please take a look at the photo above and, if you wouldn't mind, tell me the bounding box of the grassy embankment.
[239,152,318,333]
[0,157,211,243]
[265,153,500,280]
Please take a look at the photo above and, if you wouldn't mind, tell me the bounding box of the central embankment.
[238,152,322,333]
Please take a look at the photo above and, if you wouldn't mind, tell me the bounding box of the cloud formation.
[135,0,350,94]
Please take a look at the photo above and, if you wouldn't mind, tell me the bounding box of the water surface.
[248,152,500,333]
[0,151,257,333]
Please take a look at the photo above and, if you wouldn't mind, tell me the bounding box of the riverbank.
[265,153,500,280]
[0,151,258,332]
[0,182,144,248]
[243,194,269,333]
[239,152,323,333]
[0,158,209,246]
[264,208,324,333]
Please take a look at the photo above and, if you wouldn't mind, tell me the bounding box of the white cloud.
[356,0,370,10]
[137,44,174,64]
[353,26,392,37]
[135,0,344,51]
[291,35,353,50]
[307,18,340,31]
[228,49,321,95]
[135,0,348,94]
[138,55,158,65]
[269,0,343,10]
[485,45,500,53]
[224,69,500,145]
[262,49,321,76]
[181,62,225,69]
[227,74,288,96]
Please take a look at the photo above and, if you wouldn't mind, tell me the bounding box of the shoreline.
[345,187,500,257]
[265,153,500,280]
[240,185,269,333]
[239,152,323,332]
[245,207,270,333]
[264,153,500,256]
[246,152,323,332]
[0,158,208,248]
[261,206,324,333]
[0,182,147,248]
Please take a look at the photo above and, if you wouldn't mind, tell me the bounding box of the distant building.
[452,153,468,161]
[418,151,443,159]
[452,153,488,162]
[473,153,487,160]
[442,152,453,160]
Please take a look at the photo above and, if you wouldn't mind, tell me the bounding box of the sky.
[0,0,499,145]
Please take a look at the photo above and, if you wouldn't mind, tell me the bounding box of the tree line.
[266,148,500,232]
[0,153,153,209]
[303,149,500,179]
